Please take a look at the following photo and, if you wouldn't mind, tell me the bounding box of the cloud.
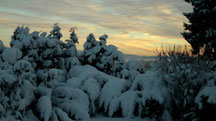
[0,0,192,55]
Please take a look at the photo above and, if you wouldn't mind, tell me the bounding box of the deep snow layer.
[83,114,155,121]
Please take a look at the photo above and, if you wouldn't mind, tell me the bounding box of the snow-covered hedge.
[5,24,216,121]
[155,48,216,121]
[0,25,149,121]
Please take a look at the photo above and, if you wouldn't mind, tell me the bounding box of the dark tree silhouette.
[182,0,216,59]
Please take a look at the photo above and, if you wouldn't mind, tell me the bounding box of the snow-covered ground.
[84,114,155,121]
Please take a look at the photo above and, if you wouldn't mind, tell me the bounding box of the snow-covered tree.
[37,30,64,69]
[182,0,216,58]
[10,24,68,69]
[80,33,126,77]
[69,27,79,44]
[48,23,63,40]
[3,25,85,121]
[64,27,80,71]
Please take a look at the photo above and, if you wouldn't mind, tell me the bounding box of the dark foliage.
[182,0,216,59]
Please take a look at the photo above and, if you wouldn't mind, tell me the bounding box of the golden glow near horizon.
[0,0,192,56]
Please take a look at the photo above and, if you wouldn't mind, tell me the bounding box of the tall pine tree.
[182,0,216,58]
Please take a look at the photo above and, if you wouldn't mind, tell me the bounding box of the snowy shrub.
[0,70,16,118]
[51,107,74,121]
[141,99,164,120]
[104,70,170,120]
[48,23,63,40]
[10,24,79,70]
[155,45,216,121]
[52,86,90,120]
[47,69,66,82]
[81,78,100,114]
[65,57,81,71]
[36,96,52,121]
[0,40,5,53]
[36,68,65,84]
[64,27,78,57]
[132,70,169,120]
[36,82,53,98]
[80,33,126,77]
[13,60,36,85]
[0,60,36,121]
[194,85,216,121]
[2,48,22,65]
[195,86,216,108]
[1,25,83,121]
[108,90,137,118]
[0,41,9,70]
[126,60,145,74]
[67,65,128,116]
[133,71,169,119]
[64,27,80,70]
[67,65,112,86]
[99,78,127,112]
[35,70,91,120]
[10,26,31,50]
[121,60,145,83]
[66,77,82,88]
[0,24,171,121]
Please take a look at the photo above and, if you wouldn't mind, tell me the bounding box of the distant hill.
[78,50,156,61]
[124,54,156,61]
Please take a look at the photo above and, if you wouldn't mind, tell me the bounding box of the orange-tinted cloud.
[0,0,192,56]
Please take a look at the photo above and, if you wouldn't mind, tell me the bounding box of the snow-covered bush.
[10,26,39,68]
[0,40,5,53]
[67,65,110,86]
[1,25,83,121]
[193,66,216,121]
[0,70,17,118]
[36,96,52,121]
[0,42,22,70]
[155,46,216,121]
[132,71,170,120]
[195,86,216,121]
[0,24,169,121]
[0,59,36,121]
[10,24,80,70]
[34,68,90,121]
[80,33,126,77]
[81,78,100,114]
[52,86,90,120]
[121,60,145,84]
[67,65,126,115]
[126,60,145,74]
[99,78,127,113]
[104,70,170,120]
[2,48,22,65]
[66,65,153,119]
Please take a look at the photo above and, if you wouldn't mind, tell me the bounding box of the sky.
[0,0,192,56]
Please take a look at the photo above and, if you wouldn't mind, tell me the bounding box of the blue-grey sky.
[0,0,192,55]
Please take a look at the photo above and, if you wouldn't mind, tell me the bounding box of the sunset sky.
[0,0,192,56]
